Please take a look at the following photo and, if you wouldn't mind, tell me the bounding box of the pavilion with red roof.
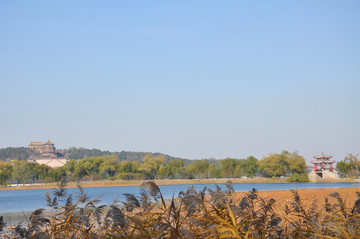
[311,153,335,178]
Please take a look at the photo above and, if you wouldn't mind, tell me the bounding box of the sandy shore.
[0,177,357,191]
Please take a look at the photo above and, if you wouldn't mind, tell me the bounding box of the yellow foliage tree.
[141,153,166,179]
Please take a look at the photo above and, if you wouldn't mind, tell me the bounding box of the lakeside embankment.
[0,177,357,191]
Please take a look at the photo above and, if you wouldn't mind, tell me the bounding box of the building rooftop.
[44,139,54,145]
[313,153,333,160]
[29,142,44,145]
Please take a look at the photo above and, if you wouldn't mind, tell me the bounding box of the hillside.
[0,147,33,161]
[0,146,195,164]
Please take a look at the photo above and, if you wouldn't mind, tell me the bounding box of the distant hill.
[64,147,194,164]
[0,147,34,161]
[0,146,195,164]
[63,147,113,159]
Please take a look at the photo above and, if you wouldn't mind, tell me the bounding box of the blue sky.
[1,1,359,163]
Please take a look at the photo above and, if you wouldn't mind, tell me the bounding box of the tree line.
[0,147,33,161]
[0,151,313,185]
[1,150,358,186]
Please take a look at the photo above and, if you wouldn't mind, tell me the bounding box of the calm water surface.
[0,182,359,214]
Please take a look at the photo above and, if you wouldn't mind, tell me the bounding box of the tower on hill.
[28,140,68,168]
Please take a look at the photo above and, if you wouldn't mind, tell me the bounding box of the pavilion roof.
[44,139,54,145]
[313,153,332,160]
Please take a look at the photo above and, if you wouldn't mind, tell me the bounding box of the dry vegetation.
[233,187,360,221]
[1,180,360,238]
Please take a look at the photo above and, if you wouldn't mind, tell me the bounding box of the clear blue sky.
[1,1,359,163]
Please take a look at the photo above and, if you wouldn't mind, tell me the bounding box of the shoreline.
[0,177,357,191]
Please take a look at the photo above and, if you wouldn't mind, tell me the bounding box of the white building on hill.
[27,140,69,168]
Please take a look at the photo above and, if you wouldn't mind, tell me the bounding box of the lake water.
[1,182,359,216]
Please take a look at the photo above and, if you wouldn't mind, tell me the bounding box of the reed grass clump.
[1,180,360,238]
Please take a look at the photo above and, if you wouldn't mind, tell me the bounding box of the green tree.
[0,161,12,185]
[337,154,359,177]
[11,160,31,185]
[345,154,360,177]
[50,167,66,182]
[63,159,77,174]
[208,163,221,178]
[158,160,185,179]
[242,156,259,177]
[99,156,119,178]
[259,151,306,177]
[234,158,258,178]
[185,160,210,179]
[141,153,166,179]
[26,162,39,184]
[119,161,137,173]
[220,158,237,178]
[259,153,288,177]
[284,151,307,174]
[336,160,351,177]
[73,156,104,180]
[34,164,53,182]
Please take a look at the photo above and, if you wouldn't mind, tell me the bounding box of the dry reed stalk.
[1,180,359,238]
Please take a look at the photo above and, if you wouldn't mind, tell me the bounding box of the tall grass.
[1,180,360,238]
